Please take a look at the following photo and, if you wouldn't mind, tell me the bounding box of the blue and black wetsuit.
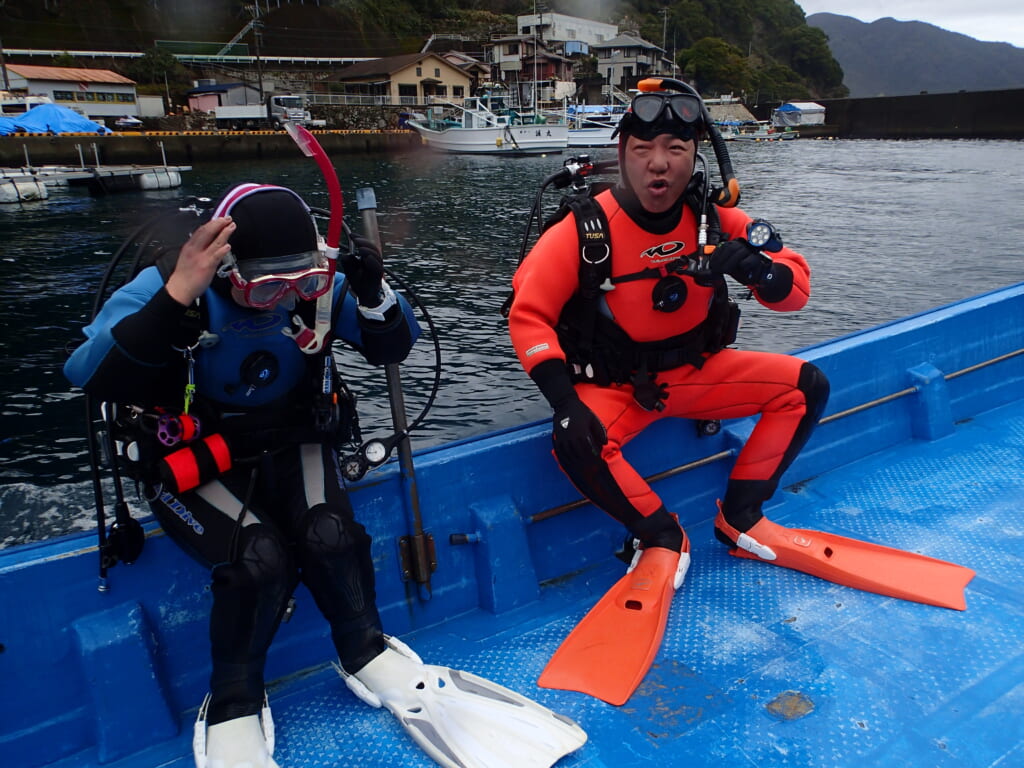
[65,267,420,726]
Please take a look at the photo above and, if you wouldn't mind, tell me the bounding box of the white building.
[2,64,139,121]
[516,12,618,50]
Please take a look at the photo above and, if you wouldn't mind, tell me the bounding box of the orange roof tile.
[6,64,136,85]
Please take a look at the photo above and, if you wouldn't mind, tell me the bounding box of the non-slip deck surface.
[82,399,1024,768]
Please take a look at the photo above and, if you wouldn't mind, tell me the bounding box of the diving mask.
[219,249,334,309]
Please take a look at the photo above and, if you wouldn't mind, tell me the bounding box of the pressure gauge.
[362,439,389,466]
[341,454,368,482]
[746,219,783,252]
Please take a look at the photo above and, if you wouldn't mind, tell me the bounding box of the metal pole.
[0,37,12,93]
[355,186,433,601]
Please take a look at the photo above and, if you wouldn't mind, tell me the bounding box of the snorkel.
[283,122,343,354]
[635,77,741,208]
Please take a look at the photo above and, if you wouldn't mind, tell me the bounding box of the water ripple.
[2,139,1023,545]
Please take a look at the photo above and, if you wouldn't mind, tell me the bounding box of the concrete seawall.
[755,88,1024,140]
[0,129,422,167]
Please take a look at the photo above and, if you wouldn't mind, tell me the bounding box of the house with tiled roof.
[2,64,139,121]
[591,34,675,91]
[332,53,472,106]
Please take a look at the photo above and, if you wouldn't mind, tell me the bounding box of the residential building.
[186,80,263,113]
[331,53,472,107]
[486,35,575,108]
[516,12,618,51]
[2,64,138,121]
[591,34,675,92]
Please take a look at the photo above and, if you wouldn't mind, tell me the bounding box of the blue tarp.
[3,104,111,134]
[0,117,18,136]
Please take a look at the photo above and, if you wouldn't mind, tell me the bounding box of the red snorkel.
[285,122,343,256]
[283,122,342,354]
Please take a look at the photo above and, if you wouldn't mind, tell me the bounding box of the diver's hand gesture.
[166,216,236,306]
[341,236,386,306]
[708,238,771,286]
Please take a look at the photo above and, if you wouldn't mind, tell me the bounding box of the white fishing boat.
[564,104,626,148]
[406,93,568,155]
[718,120,799,141]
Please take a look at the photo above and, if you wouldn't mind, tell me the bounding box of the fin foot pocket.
[338,637,586,768]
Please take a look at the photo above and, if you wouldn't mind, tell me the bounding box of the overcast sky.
[796,1,1024,48]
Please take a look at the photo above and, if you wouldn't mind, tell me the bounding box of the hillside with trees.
[808,13,1024,97]
[1,0,847,102]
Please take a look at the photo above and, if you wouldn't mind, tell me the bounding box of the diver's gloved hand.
[709,238,772,286]
[529,359,607,462]
[553,397,607,462]
[341,235,385,306]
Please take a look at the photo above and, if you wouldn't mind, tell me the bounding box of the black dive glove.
[709,238,772,286]
[341,236,386,306]
[530,359,608,462]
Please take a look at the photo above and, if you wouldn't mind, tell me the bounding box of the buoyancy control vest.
[97,236,360,489]
[545,185,740,392]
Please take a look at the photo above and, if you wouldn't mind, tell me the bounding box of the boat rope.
[528,345,1024,524]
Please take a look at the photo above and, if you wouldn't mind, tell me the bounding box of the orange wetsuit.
[509,187,829,544]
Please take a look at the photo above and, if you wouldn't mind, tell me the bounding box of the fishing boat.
[406,92,568,155]
[3,268,1022,766]
[563,104,626,148]
[719,120,799,141]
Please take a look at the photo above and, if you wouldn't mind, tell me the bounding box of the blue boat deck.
[7,284,1024,768]
[66,385,1024,767]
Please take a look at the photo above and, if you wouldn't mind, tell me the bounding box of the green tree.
[124,48,183,86]
[774,26,846,95]
[51,51,79,67]
[678,37,752,95]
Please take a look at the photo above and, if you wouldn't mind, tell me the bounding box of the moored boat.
[718,120,799,141]
[3,268,1022,766]
[406,92,568,155]
[563,104,626,148]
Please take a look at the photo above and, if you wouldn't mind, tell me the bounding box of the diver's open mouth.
[649,179,669,190]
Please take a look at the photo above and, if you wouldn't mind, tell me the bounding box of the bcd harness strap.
[553,189,738,410]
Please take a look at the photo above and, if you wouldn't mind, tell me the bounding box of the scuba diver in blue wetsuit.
[64,182,586,768]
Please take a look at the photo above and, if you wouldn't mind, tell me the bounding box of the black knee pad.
[214,523,293,592]
[299,503,370,559]
[798,362,830,422]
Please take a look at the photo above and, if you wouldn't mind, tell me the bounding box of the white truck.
[213,94,324,130]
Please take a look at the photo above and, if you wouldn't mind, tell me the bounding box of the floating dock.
[0,163,191,202]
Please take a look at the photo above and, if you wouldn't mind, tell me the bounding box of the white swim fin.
[336,636,586,768]
[193,693,279,768]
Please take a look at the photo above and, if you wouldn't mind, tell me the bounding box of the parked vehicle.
[214,93,322,130]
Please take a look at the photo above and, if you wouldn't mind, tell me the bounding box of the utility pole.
[661,8,669,74]
[252,4,265,101]
[0,37,11,93]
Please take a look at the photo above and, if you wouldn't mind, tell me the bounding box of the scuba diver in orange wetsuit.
[509,83,829,568]
[507,79,830,705]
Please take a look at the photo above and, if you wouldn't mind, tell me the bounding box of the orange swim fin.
[538,546,688,706]
[715,511,975,610]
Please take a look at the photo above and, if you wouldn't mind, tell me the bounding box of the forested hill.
[2,0,846,100]
[808,13,1024,97]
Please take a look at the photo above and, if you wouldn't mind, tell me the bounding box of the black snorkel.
[635,77,741,208]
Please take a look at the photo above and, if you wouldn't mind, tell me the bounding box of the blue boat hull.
[2,283,1023,767]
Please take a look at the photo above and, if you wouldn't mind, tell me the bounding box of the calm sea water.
[2,139,1023,547]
